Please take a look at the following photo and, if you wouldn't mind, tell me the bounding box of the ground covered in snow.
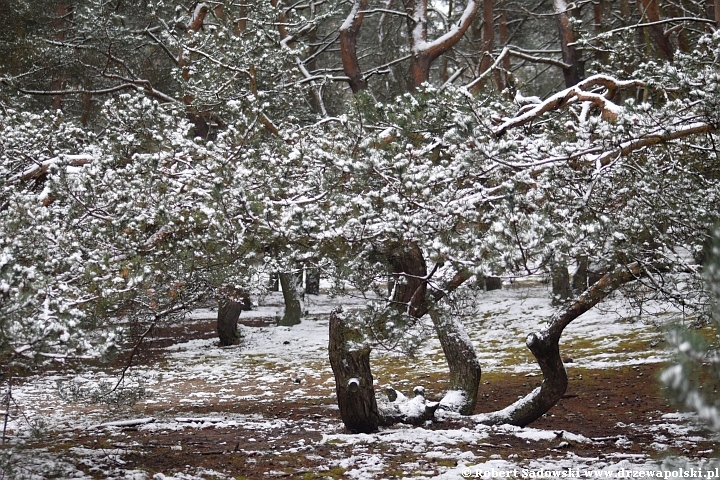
[3,285,719,479]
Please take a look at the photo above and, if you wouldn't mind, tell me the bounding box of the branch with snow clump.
[494,75,645,137]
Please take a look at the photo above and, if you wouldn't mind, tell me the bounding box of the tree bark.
[340,0,369,93]
[551,261,572,305]
[305,267,320,295]
[279,271,303,326]
[269,272,280,292]
[430,309,481,415]
[638,0,674,61]
[553,0,583,87]
[572,256,589,294]
[405,0,478,89]
[592,0,609,63]
[471,0,495,93]
[484,276,502,291]
[497,2,510,92]
[51,0,72,111]
[387,242,427,316]
[328,310,382,433]
[217,299,244,347]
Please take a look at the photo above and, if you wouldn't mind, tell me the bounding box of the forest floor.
[3,283,720,479]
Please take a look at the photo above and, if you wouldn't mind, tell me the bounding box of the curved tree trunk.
[430,309,481,415]
[475,263,643,426]
[328,310,382,433]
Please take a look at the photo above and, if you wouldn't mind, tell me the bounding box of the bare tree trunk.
[340,0,369,92]
[553,0,583,87]
[471,0,494,93]
[593,0,609,63]
[279,271,303,326]
[430,309,481,415]
[638,0,674,61]
[328,311,382,433]
[497,2,510,92]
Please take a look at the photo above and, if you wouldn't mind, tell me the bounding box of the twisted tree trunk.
[475,263,642,426]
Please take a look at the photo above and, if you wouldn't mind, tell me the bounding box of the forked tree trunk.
[328,311,382,433]
[279,271,303,326]
[430,310,481,415]
[388,242,427,315]
[475,263,642,427]
[404,0,478,89]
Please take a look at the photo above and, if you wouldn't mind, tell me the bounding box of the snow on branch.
[95,417,156,429]
[7,154,93,184]
[412,0,478,61]
[494,74,645,137]
[593,122,719,167]
[187,3,209,32]
[466,47,509,91]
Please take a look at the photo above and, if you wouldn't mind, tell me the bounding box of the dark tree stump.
[217,298,244,347]
[485,276,503,291]
[328,310,382,433]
